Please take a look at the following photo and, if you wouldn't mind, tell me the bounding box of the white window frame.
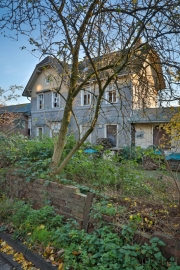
[52,92,60,108]
[106,84,117,104]
[37,93,44,110]
[80,125,92,143]
[36,126,43,139]
[49,122,61,137]
[81,88,91,106]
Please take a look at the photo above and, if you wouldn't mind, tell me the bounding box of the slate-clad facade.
[22,54,165,147]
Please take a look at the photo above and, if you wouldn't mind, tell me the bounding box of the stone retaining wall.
[1,170,180,265]
[1,170,87,227]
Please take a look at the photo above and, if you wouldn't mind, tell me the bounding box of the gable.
[31,67,61,98]
[23,56,63,97]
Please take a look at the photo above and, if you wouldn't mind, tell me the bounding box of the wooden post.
[82,192,95,232]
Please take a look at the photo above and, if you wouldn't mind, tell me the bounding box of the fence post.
[82,192,95,232]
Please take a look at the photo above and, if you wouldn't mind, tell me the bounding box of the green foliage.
[61,150,153,198]
[0,196,31,223]
[31,226,53,246]
[120,146,144,163]
[0,134,53,181]
[91,199,126,219]
[61,134,77,160]
[0,136,174,204]
[0,198,180,269]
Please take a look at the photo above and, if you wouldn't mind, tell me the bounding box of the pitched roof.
[22,56,62,97]
[129,107,180,123]
[23,46,165,97]
[0,103,31,115]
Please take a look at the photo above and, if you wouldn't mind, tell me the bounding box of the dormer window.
[106,85,117,103]
[81,89,91,106]
[52,92,60,108]
[37,94,44,110]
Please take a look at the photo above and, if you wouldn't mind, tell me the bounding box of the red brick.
[152,232,178,249]
[133,231,151,245]
[161,246,180,260]
[55,210,72,219]
[71,211,83,219]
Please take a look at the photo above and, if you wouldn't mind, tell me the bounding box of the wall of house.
[132,54,159,109]
[134,123,180,153]
[30,75,133,146]
[134,123,153,148]
[31,67,63,98]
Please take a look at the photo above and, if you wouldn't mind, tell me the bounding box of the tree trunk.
[51,99,72,169]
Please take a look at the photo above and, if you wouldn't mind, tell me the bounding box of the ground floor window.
[106,124,117,147]
[37,127,43,139]
[49,122,61,137]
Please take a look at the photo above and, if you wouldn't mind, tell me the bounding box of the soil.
[94,169,180,240]
[111,197,180,240]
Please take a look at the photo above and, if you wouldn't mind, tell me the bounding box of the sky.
[0,34,39,105]
[0,6,179,107]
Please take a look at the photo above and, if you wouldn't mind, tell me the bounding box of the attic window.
[45,76,51,84]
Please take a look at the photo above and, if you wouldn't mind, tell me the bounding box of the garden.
[0,134,180,269]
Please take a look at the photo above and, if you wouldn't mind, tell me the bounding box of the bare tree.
[0,86,23,135]
[1,0,180,173]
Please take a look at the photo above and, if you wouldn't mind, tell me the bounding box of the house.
[0,103,31,136]
[22,48,165,147]
[130,107,180,153]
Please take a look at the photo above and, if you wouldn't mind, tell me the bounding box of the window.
[106,85,117,103]
[14,119,25,129]
[45,78,50,84]
[28,117,31,136]
[106,125,117,147]
[37,94,44,110]
[81,89,91,106]
[45,75,52,84]
[52,92,60,108]
[37,127,43,139]
[80,125,91,143]
[49,122,61,137]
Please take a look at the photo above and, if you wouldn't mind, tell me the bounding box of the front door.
[153,125,171,149]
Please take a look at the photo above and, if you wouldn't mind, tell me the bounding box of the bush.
[120,146,144,163]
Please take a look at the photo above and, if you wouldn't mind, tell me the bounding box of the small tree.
[0,86,23,135]
[1,1,180,173]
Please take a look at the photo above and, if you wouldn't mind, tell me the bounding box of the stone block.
[60,205,71,214]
